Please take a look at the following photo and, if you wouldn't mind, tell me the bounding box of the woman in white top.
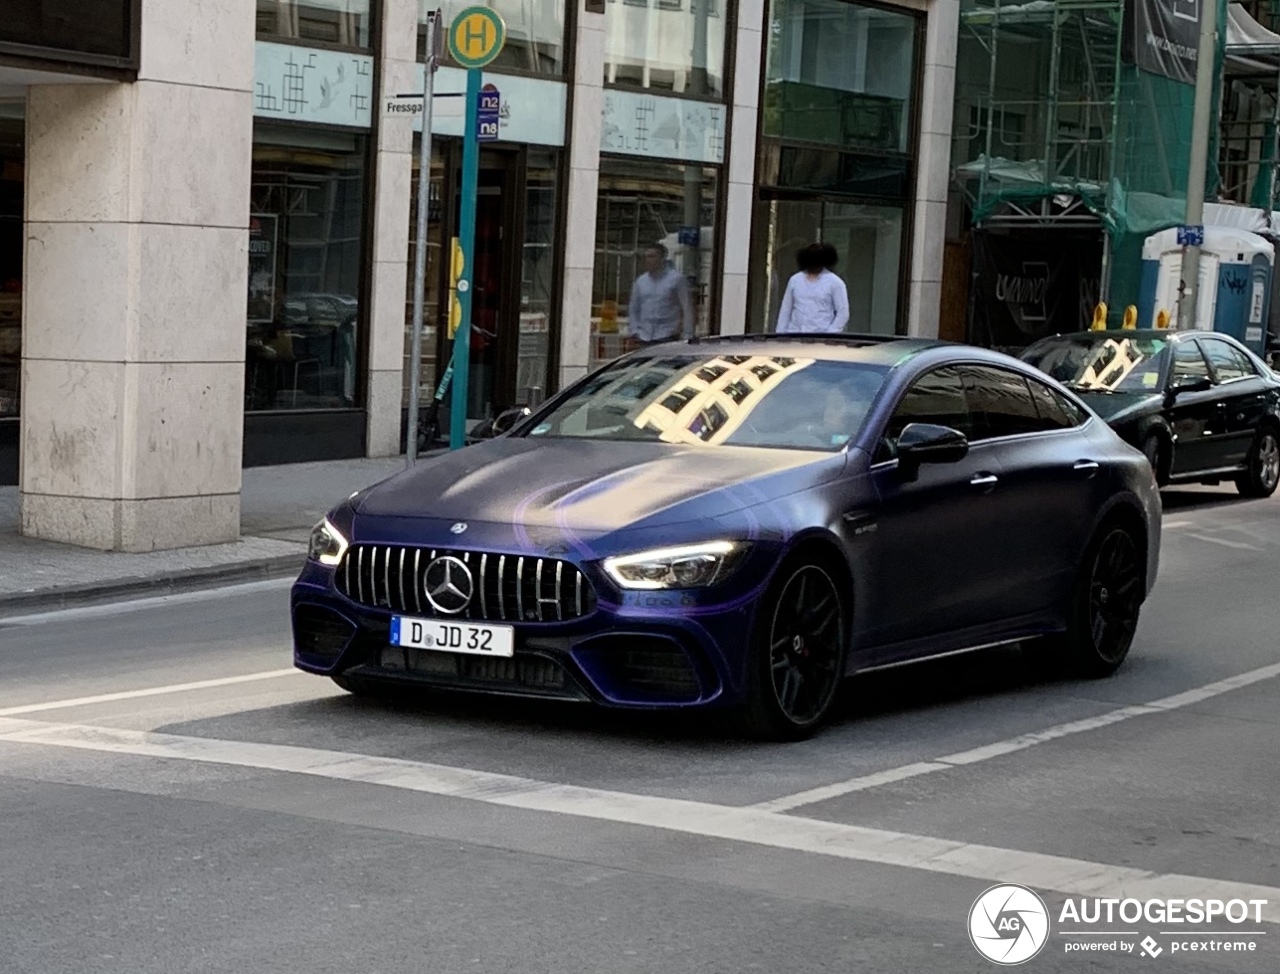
[775,242,850,334]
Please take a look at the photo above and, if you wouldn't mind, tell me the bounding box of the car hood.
[353,437,846,536]
[1072,389,1163,425]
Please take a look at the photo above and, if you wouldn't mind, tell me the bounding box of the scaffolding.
[953,0,1223,314]
[1218,2,1280,216]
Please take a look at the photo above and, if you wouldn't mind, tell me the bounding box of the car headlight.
[603,541,747,590]
[307,518,349,567]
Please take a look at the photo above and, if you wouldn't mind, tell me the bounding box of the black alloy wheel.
[1236,427,1280,498]
[1058,525,1143,677]
[742,562,847,740]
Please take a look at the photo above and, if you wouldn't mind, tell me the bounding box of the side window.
[1201,338,1253,381]
[1172,341,1212,385]
[1027,377,1085,430]
[960,365,1044,440]
[876,366,971,462]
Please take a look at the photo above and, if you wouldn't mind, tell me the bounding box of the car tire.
[738,558,848,742]
[1055,521,1144,678]
[1141,432,1168,486]
[1234,426,1280,499]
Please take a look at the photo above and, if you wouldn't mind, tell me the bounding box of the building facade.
[1,0,958,550]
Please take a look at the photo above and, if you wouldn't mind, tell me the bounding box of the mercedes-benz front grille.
[335,544,597,623]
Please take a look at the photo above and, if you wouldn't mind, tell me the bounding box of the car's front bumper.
[290,559,761,709]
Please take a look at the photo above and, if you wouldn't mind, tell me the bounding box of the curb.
[0,554,305,620]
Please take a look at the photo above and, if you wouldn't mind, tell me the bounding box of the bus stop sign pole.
[447,7,505,450]
[404,8,443,467]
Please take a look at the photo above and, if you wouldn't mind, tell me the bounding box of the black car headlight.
[603,541,748,590]
[307,518,349,567]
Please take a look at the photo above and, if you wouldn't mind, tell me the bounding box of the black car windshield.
[523,354,890,451]
[1022,334,1170,393]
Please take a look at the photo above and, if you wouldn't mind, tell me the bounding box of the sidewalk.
[0,457,406,617]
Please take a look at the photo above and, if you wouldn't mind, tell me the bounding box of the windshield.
[523,354,890,451]
[1022,335,1170,393]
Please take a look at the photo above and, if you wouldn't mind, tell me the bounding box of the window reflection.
[763,0,917,153]
[257,0,371,48]
[420,0,566,74]
[592,159,718,369]
[0,117,20,420]
[247,127,367,412]
[605,0,726,98]
[529,355,889,451]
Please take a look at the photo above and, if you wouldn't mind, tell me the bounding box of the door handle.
[970,473,999,489]
[1073,459,1100,475]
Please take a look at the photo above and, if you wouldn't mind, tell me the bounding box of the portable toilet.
[1138,227,1273,355]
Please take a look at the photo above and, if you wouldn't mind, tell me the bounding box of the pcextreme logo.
[969,884,1050,965]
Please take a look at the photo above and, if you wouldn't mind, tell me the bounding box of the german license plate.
[390,616,514,658]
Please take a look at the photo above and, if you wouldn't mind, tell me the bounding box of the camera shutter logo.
[969,884,1050,965]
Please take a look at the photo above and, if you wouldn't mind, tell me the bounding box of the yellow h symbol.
[462,15,490,56]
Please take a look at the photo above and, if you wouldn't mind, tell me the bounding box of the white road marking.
[0,669,303,717]
[753,661,1280,813]
[0,577,295,626]
[1161,520,1192,529]
[1184,532,1261,551]
[0,715,1276,923]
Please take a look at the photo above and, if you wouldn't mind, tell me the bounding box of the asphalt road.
[1,486,1278,973]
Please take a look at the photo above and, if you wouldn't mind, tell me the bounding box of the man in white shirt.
[626,244,694,346]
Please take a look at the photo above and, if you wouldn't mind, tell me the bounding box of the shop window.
[257,0,371,49]
[0,116,21,421]
[604,0,726,98]
[763,0,918,153]
[247,125,368,412]
[748,198,903,335]
[419,0,566,74]
[592,158,718,370]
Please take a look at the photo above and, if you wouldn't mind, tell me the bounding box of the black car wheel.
[1235,427,1280,499]
[1057,523,1144,677]
[1141,432,1168,486]
[741,560,847,741]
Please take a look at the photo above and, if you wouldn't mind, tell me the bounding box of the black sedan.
[294,334,1161,739]
[1021,329,1280,498]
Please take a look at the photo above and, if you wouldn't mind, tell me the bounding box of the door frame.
[432,141,528,420]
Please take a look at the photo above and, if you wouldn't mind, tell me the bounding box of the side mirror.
[1169,376,1212,396]
[896,423,969,468]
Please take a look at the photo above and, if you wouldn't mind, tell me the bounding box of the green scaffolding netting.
[956,0,1227,323]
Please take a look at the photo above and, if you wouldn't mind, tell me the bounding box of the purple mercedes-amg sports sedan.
[292,334,1161,739]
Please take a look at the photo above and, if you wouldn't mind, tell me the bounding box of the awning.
[1226,3,1280,75]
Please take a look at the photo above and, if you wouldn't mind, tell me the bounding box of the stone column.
[20,0,255,551]
[906,0,959,338]
[718,0,765,337]
[364,0,419,457]
[558,0,606,390]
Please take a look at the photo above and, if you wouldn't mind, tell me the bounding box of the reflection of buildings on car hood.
[631,355,813,446]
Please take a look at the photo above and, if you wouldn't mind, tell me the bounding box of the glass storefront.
[405,139,560,429]
[256,0,372,48]
[604,0,727,99]
[750,199,902,335]
[247,124,368,412]
[0,112,21,422]
[420,0,566,74]
[749,0,920,335]
[591,157,718,370]
[762,0,916,153]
